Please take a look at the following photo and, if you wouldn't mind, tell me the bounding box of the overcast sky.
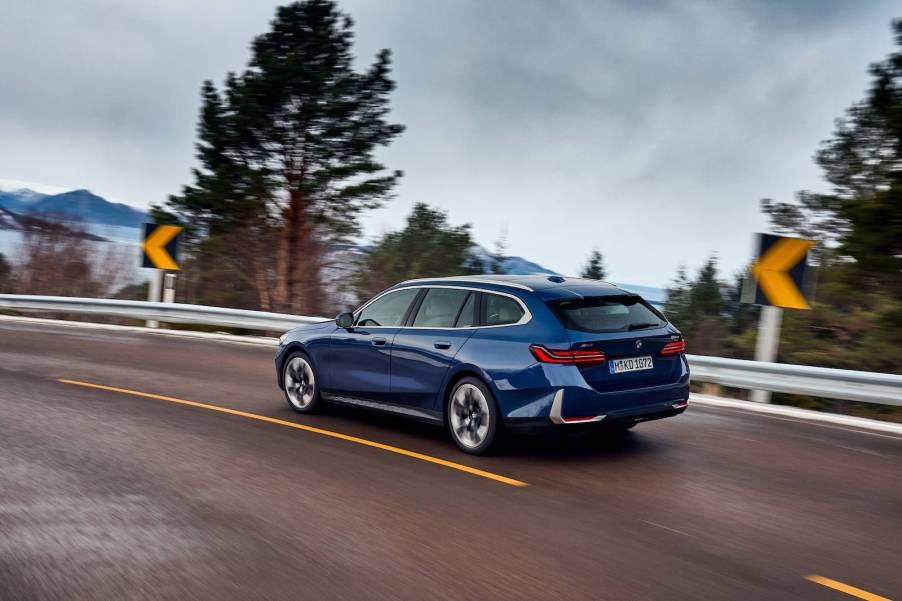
[1,1,898,286]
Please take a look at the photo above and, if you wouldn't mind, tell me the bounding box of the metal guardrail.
[0,294,323,331]
[1,294,901,407]
[687,355,902,407]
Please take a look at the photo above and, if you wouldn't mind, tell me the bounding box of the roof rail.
[399,276,534,292]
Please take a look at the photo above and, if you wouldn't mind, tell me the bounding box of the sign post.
[146,270,163,328]
[750,305,783,403]
[141,223,183,329]
[163,273,177,304]
[743,233,815,402]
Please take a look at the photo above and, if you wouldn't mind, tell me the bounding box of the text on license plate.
[609,355,654,374]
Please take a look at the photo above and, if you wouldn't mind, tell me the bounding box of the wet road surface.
[0,319,899,600]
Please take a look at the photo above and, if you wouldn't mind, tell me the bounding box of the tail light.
[661,339,686,355]
[530,344,606,365]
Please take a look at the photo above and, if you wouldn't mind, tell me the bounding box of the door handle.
[434,341,452,350]
[372,337,387,346]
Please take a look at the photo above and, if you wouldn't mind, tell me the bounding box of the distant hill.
[468,245,665,302]
[0,189,44,213]
[470,245,559,275]
[0,184,148,228]
[26,190,147,227]
[0,206,106,240]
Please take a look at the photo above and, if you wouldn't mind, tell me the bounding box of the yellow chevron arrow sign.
[141,224,182,271]
[751,236,814,309]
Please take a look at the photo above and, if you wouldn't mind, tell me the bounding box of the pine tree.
[356,203,480,298]
[752,19,902,381]
[489,227,508,274]
[664,265,691,326]
[664,257,729,356]
[580,250,606,280]
[762,19,902,292]
[689,256,725,318]
[156,0,403,313]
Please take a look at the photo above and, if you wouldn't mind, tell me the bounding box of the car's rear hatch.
[546,295,684,393]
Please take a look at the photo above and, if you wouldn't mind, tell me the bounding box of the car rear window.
[484,293,525,326]
[548,296,666,333]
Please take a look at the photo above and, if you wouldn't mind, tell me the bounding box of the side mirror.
[336,311,354,329]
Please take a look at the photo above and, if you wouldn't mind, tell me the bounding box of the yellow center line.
[57,379,528,488]
[805,575,892,601]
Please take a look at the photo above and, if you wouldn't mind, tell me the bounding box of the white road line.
[641,520,692,537]
[690,394,902,437]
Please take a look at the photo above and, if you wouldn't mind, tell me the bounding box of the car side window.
[412,288,470,328]
[454,292,478,328]
[484,293,525,326]
[355,288,420,327]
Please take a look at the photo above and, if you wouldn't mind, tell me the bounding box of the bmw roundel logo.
[635,340,643,350]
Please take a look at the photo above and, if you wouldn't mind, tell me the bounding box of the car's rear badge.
[635,340,643,350]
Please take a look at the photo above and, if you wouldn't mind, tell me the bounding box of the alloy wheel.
[449,383,491,449]
[284,356,316,410]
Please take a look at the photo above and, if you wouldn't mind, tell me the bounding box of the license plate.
[609,355,653,374]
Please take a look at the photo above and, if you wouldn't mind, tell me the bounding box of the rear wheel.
[447,377,502,455]
[282,352,322,413]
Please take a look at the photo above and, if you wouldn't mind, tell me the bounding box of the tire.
[282,351,322,413]
[446,377,503,455]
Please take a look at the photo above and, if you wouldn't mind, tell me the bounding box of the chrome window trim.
[399,276,534,292]
[352,285,532,330]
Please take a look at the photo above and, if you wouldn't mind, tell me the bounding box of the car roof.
[394,274,641,301]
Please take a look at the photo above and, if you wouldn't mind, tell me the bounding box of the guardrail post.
[751,305,782,403]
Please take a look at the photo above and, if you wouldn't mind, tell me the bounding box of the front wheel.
[282,352,322,413]
[447,377,502,455]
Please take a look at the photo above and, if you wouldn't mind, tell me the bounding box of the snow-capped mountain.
[469,244,559,276]
[0,181,148,228]
[0,178,72,196]
[0,188,45,213]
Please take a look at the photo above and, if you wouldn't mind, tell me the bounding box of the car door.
[328,287,421,403]
[390,287,479,413]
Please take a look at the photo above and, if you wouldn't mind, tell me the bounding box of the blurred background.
[3,0,901,421]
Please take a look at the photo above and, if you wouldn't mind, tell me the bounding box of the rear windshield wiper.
[628,322,660,331]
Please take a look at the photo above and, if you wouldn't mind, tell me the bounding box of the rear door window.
[484,293,525,326]
[412,288,471,328]
[549,296,666,333]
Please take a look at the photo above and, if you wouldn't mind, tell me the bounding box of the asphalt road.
[0,319,899,601]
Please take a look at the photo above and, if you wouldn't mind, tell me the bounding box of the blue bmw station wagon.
[276,275,689,454]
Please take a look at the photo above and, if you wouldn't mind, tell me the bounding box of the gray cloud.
[1,0,898,286]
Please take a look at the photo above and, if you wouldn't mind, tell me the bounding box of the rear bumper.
[505,399,687,434]
[505,403,689,434]
[499,358,690,434]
